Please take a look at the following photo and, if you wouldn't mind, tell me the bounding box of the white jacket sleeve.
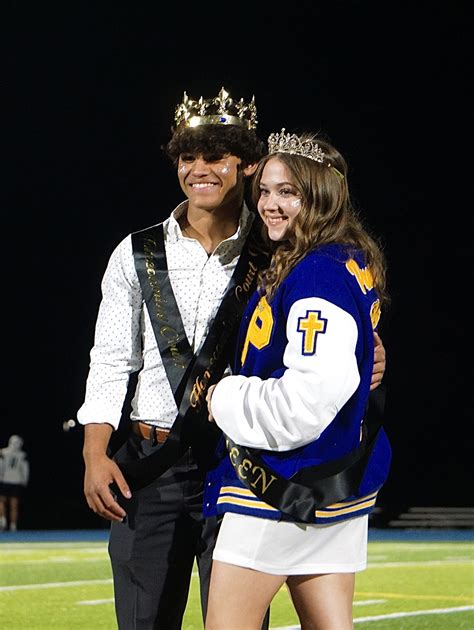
[210,297,360,451]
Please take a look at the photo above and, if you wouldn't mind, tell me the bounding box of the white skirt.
[213,512,368,575]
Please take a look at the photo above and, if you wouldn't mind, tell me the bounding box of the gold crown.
[267,128,325,163]
[174,87,257,129]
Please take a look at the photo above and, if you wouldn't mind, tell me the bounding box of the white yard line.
[1,557,107,565]
[1,557,471,591]
[77,597,114,606]
[353,606,474,623]
[273,605,474,629]
[0,579,112,591]
[368,559,472,568]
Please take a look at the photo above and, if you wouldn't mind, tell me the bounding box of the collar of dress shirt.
[165,200,254,246]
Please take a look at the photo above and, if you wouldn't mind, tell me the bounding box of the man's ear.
[243,162,258,177]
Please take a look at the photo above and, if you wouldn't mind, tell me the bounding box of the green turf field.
[0,535,472,629]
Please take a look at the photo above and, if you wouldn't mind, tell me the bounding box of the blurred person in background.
[0,434,30,531]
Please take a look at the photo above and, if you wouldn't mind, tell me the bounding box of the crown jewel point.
[174,86,257,129]
[267,128,325,163]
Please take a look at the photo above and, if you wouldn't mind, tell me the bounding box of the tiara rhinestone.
[174,87,257,129]
[267,128,325,163]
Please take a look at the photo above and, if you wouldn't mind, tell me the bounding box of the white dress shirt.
[77,201,255,430]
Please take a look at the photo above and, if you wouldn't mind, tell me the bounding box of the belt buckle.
[153,427,169,446]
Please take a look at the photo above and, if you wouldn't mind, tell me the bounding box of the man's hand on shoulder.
[371,331,386,391]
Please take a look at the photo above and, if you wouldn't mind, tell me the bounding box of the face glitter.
[216,160,231,175]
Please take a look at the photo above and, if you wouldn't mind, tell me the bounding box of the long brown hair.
[251,134,389,305]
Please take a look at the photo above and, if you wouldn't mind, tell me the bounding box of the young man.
[77,87,386,629]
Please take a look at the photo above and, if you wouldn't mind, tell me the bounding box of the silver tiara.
[267,128,325,163]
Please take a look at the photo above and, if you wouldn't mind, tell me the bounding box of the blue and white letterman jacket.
[203,243,391,525]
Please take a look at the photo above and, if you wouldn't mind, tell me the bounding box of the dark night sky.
[3,3,470,528]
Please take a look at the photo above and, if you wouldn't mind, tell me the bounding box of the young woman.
[204,129,392,629]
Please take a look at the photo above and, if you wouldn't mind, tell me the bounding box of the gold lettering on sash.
[235,260,258,299]
[189,250,262,407]
[143,236,186,369]
[250,466,277,494]
[238,458,252,479]
[190,370,211,410]
[226,441,278,496]
[189,343,223,409]
[228,443,239,466]
[160,326,185,364]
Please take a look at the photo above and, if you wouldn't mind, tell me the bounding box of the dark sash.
[225,385,386,523]
[118,221,267,490]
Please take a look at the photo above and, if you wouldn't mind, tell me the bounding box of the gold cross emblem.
[297,311,327,355]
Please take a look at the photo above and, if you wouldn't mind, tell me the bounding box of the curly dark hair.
[165,124,266,166]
